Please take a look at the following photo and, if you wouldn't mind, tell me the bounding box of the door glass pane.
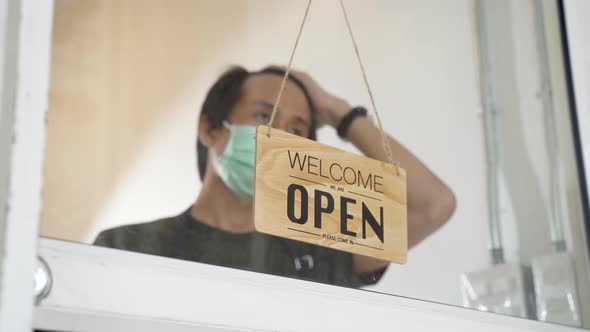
[40,0,590,328]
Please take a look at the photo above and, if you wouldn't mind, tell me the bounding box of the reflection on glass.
[92,63,454,287]
[459,0,583,327]
[40,0,590,329]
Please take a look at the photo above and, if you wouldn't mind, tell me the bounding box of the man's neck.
[190,174,255,234]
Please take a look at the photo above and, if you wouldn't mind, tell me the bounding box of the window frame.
[34,237,580,332]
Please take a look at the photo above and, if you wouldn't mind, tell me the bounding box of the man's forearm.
[345,115,456,248]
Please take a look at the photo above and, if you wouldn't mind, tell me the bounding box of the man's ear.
[198,114,222,148]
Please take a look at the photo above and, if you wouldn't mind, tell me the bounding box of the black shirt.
[94,209,385,288]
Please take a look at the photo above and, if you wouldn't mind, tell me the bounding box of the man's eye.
[255,112,270,123]
[288,128,303,136]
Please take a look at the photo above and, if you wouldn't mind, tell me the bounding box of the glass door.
[1,0,589,331]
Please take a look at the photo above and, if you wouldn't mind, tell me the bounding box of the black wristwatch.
[337,106,368,139]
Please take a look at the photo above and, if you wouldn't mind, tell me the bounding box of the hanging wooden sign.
[254,126,407,263]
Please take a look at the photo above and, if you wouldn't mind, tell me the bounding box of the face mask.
[214,121,256,198]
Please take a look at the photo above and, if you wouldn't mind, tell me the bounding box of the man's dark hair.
[197,66,317,180]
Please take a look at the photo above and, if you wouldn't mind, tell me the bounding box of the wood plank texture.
[254,126,407,263]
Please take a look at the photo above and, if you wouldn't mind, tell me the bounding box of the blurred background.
[39,0,590,328]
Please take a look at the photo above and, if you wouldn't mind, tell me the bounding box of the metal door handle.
[34,256,52,305]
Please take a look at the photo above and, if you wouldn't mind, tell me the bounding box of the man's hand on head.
[268,65,351,128]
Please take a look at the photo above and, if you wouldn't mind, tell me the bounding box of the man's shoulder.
[93,215,180,252]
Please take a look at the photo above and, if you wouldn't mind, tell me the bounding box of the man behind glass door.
[94,65,456,288]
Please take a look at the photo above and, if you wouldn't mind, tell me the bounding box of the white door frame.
[34,237,582,332]
[562,0,590,326]
[563,0,590,232]
[1,0,589,331]
[0,0,53,331]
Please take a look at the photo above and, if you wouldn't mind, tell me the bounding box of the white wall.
[41,0,587,312]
